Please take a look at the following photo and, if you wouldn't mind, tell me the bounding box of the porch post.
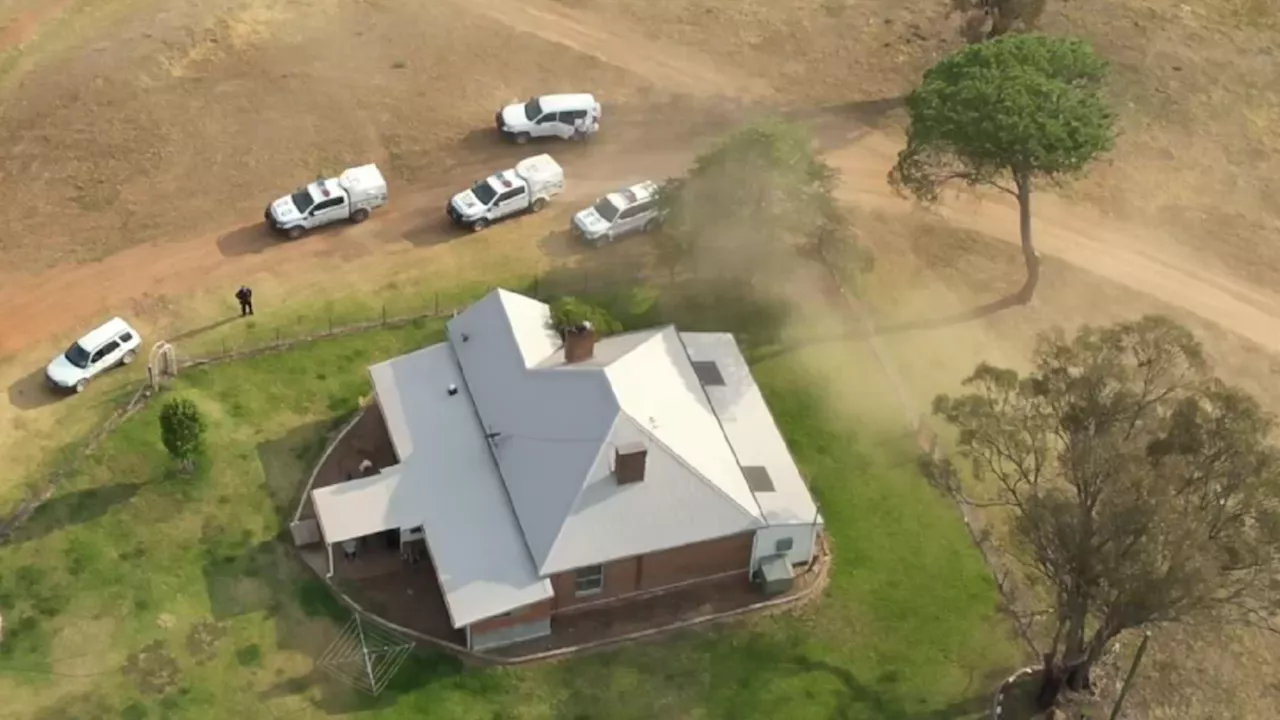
[326,542,336,579]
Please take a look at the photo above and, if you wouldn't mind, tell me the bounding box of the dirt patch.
[0,0,73,52]
[123,639,181,695]
[185,619,227,663]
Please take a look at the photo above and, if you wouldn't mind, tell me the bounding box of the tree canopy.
[548,296,622,338]
[891,33,1115,302]
[160,397,206,474]
[927,316,1280,709]
[656,120,863,279]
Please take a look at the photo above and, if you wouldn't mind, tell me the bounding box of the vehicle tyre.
[643,219,659,234]
[471,218,490,232]
[514,133,530,145]
[286,225,305,240]
[74,379,88,394]
[531,197,547,213]
[350,208,370,224]
[121,350,137,365]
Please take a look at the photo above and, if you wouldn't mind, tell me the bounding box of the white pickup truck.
[447,154,564,232]
[265,164,388,240]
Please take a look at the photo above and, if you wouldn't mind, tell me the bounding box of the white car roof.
[78,317,135,349]
[605,180,659,209]
[536,93,597,113]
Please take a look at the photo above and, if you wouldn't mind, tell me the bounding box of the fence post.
[533,275,540,298]
[276,328,281,344]
[381,304,387,326]
[434,293,440,316]
[328,310,333,334]
[1109,632,1152,720]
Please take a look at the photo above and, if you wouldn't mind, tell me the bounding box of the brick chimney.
[564,320,597,364]
[615,442,647,485]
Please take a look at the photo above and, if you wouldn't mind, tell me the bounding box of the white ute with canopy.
[265,164,388,240]
[447,154,564,232]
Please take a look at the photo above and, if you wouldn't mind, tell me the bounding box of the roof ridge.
[535,411,624,576]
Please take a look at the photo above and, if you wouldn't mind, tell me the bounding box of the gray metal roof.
[310,342,553,628]
[679,332,822,527]
[448,290,766,575]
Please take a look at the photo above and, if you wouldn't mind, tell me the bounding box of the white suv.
[496,93,601,144]
[45,317,142,393]
[571,181,664,246]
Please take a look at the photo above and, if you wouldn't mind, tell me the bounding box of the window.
[498,186,526,203]
[742,465,775,493]
[591,197,622,223]
[535,113,557,125]
[63,342,91,369]
[574,565,604,595]
[616,205,639,221]
[119,331,134,343]
[523,97,543,122]
[312,197,345,213]
[692,360,725,387]
[775,537,794,554]
[472,181,498,206]
[91,339,121,364]
[290,190,315,213]
[558,110,587,123]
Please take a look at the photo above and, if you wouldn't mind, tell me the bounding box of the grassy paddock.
[0,295,1022,719]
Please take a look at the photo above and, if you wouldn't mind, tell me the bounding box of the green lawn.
[0,306,1024,719]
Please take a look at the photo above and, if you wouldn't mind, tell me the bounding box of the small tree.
[547,296,622,339]
[949,0,1048,42]
[656,120,865,280]
[928,316,1280,710]
[890,34,1115,304]
[160,397,206,474]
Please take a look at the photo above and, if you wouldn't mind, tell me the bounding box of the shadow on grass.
[4,482,144,545]
[546,629,1002,720]
[166,315,241,343]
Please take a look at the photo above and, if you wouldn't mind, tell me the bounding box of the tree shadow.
[797,95,908,153]
[4,482,144,545]
[5,368,65,411]
[872,292,1025,337]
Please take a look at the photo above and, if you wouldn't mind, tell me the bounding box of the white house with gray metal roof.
[308,288,822,651]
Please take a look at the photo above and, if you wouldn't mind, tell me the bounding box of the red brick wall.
[469,598,553,634]
[637,532,754,591]
[550,532,754,612]
[551,556,640,611]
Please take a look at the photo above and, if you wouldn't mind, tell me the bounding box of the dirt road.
[4,0,1280,376]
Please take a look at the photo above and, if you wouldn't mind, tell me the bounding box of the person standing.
[235,286,254,317]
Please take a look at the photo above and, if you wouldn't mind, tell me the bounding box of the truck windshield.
[472,181,498,206]
[291,190,315,213]
[524,98,543,122]
[592,198,622,223]
[64,342,91,369]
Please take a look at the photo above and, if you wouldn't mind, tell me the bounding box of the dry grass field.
[1,0,1278,716]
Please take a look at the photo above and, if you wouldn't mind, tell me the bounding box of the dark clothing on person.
[236,287,254,317]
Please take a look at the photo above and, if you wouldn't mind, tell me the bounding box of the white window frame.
[573,565,604,596]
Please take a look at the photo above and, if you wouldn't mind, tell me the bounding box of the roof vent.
[615,442,647,485]
[447,384,458,396]
[692,360,726,386]
[564,320,596,364]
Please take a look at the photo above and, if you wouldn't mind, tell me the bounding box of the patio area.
[299,403,399,521]
[332,541,467,646]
